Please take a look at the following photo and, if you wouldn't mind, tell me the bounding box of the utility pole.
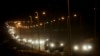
[94,2,97,55]
[67,0,72,55]
[29,16,33,48]
[94,4,96,43]
[35,12,40,51]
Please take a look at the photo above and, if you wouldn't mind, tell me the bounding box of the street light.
[46,38,49,41]
[35,16,38,19]
[61,16,65,20]
[28,39,32,43]
[35,11,46,51]
[29,16,33,23]
[16,22,21,28]
[35,11,45,51]
[40,23,43,26]
[73,45,79,51]
[60,43,64,47]
[82,44,92,51]
[35,12,39,19]
[50,43,55,47]
[74,14,77,17]
[22,38,27,42]
[42,11,46,15]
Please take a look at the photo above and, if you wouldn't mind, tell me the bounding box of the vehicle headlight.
[60,43,64,46]
[50,43,55,47]
[82,44,92,51]
[82,45,88,51]
[87,45,92,50]
[73,45,79,51]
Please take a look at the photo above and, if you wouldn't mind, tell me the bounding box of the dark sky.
[0,0,98,37]
[0,0,96,19]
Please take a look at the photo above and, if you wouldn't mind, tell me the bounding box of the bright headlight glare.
[73,45,79,51]
[87,45,92,50]
[28,39,32,43]
[40,40,45,44]
[35,40,39,44]
[82,44,92,51]
[50,43,55,47]
[82,45,88,51]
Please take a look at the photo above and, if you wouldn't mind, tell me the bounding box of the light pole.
[73,14,83,41]
[29,16,33,23]
[94,4,97,55]
[29,16,34,50]
[17,22,21,39]
[35,11,46,51]
[35,11,40,51]
[67,0,72,55]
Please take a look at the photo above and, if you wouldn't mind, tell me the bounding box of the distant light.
[8,28,15,34]
[11,31,15,35]
[58,18,61,20]
[30,26,32,28]
[40,40,45,44]
[35,40,39,44]
[18,22,21,25]
[35,12,39,19]
[74,14,77,17]
[68,16,70,18]
[60,43,64,46]
[22,21,25,23]
[42,11,46,15]
[82,45,88,51]
[36,24,39,27]
[88,45,92,50]
[16,22,21,28]
[46,39,49,41]
[12,35,15,38]
[35,16,38,19]
[82,44,93,51]
[15,35,19,39]
[27,21,30,23]
[94,8,96,10]
[6,25,9,28]
[28,39,32,43]
[50,43,55,47]
[51,21,53,23]
[25,26,28,28]
[40,23,43,26]
[73,45,79,51]
[46,22,49,24]
[31,41,34,44]
[22,38,27,42]
[53,19,56,22]
[61,17,65,20]
[14,21,17,24]
[18,39,21,41]
[33,25,36,27]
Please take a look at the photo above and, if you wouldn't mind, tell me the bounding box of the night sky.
[0,0,98,40]
[0,0,96,18]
